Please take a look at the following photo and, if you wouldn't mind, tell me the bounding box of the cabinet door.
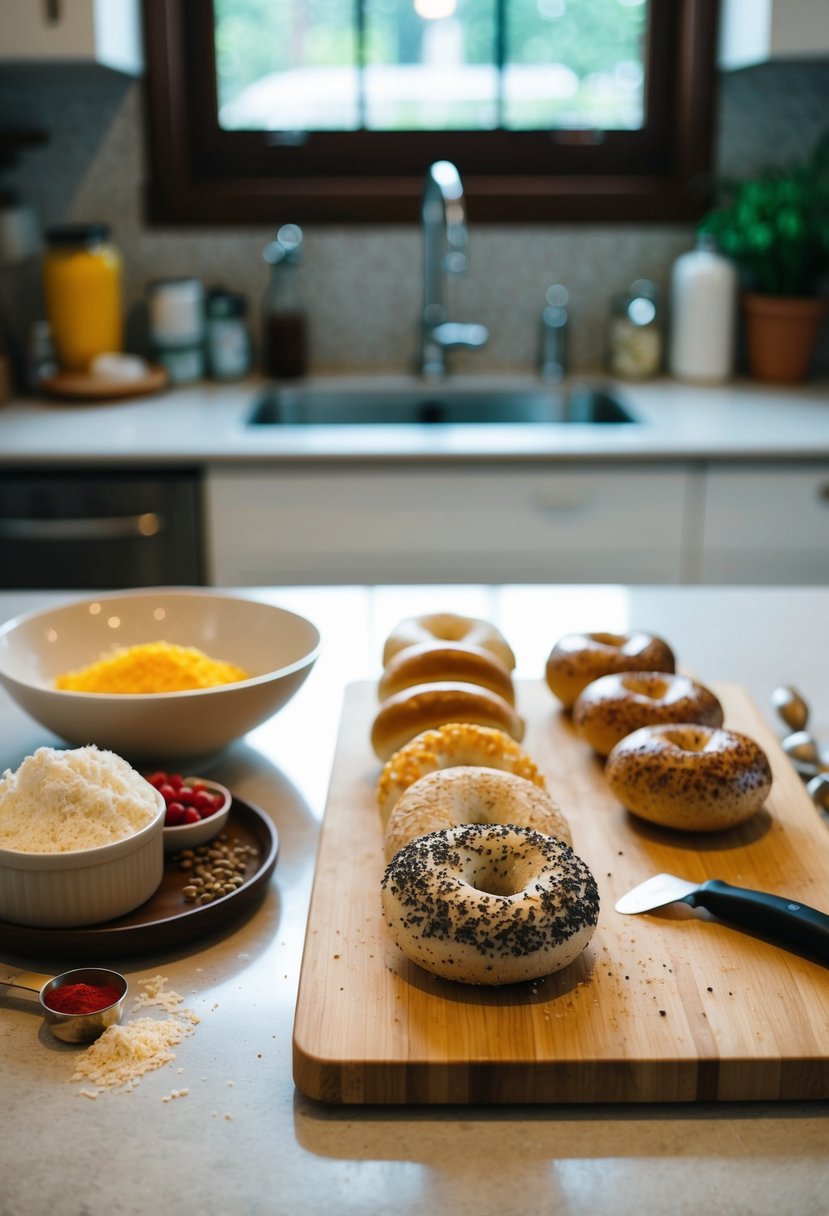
[699,464,829,584]
[206,463,692,586]
[0,0,142,74]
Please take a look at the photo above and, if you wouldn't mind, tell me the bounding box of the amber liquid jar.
[43,223,123,372]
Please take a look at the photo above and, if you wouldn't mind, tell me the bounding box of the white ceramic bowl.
[0,589,321,763]
[0,786,165,928]
[160,776,232,853]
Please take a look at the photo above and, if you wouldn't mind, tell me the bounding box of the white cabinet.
[718,0,829,69]
[699,463,829,584]
[206,463,694,586]
[0,0,142,74]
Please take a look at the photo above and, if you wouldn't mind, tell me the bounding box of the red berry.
[182,806,201,824]
[165,801,187,825]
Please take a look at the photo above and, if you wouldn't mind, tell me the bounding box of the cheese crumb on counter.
[71,975,200,1097]
[55,640,250,693]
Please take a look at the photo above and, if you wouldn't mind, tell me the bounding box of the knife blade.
[615,872,829,963]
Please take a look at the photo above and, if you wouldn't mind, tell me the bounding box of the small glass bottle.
[262,224,307,380]
[607,279,663,379]
[25,320,59,393]
[205,287,252,381]
[42,223,123,371]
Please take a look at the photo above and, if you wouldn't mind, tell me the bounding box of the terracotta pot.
[742,293,827,384]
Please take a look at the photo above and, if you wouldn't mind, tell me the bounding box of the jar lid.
[146,276,204,297]
[206,288,247,319]
[45,223,111,247]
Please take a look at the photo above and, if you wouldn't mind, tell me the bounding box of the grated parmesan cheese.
[55,641,250,694]
[0,745,159,853]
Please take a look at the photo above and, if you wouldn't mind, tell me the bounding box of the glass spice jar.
[607,279,663,380]
[147,277,206,385]
[205,287,252,381]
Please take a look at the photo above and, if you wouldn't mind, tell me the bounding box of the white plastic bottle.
[668,233,738,383]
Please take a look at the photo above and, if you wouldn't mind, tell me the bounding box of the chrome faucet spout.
[419,160,488,379]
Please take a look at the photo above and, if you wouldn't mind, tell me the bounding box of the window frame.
[142,0,720,225]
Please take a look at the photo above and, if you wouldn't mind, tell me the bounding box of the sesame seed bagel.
[381,822,600,986]
[572,671,724,757]
[376,722,545,824]
[383,613,516,671]
[378,640,515,706]
[605,723,772,832]
[370,682,525,762]
[384,765,571,862]
[546,631,676,709]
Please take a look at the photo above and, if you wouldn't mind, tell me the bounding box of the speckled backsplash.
[1,60,827,377]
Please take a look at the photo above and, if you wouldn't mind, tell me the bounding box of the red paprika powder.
[44,981,122,1015]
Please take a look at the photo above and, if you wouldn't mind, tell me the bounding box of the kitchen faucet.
[419,160,488,379]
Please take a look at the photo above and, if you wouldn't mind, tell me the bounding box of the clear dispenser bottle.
[262,224,307,379]
[668,232,737,383]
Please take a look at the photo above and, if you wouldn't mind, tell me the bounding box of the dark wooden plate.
[0,798,278,961]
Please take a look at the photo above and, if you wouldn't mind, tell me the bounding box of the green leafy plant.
[700,132,829,297]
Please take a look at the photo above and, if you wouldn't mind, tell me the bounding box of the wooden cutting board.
[292,680,829,1104]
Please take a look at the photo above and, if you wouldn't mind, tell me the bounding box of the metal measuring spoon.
[1,966,128,1043]
[771,686,810,733]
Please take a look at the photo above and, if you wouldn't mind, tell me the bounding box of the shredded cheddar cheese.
[55,641,250,694]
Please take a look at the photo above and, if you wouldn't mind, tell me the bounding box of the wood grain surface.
[292,681,829,1105]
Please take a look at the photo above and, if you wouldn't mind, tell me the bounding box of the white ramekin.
[0,787,165,928]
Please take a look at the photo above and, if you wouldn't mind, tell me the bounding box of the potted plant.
[699,132,829,383]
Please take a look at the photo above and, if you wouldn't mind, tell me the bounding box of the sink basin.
[247,381,637,427]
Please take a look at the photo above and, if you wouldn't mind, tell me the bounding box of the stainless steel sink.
[247,381,637,427]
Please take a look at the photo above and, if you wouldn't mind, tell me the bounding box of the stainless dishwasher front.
[0,467,205,589]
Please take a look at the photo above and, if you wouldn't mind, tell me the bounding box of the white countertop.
[2,374,829,464]
[0,583,827,1216]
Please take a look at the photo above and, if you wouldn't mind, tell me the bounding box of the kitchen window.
[142,0,719,224]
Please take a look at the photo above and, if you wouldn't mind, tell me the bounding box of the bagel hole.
[592,632,625,648]
[623,674,668,699]
[470,857,534,897]
[663,727,709,752]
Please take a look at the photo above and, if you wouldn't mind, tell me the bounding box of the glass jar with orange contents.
[42,223,123,372]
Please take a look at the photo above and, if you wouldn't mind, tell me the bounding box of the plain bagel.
[382,613,516,671]
[370,682,525,762]
[376,722,546,823]
[572,671,724,756]
[381,822,600,986]
[605,723,772,831]
[546,631,676,709]
[384,765,572,861]
[378,641,515,706]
